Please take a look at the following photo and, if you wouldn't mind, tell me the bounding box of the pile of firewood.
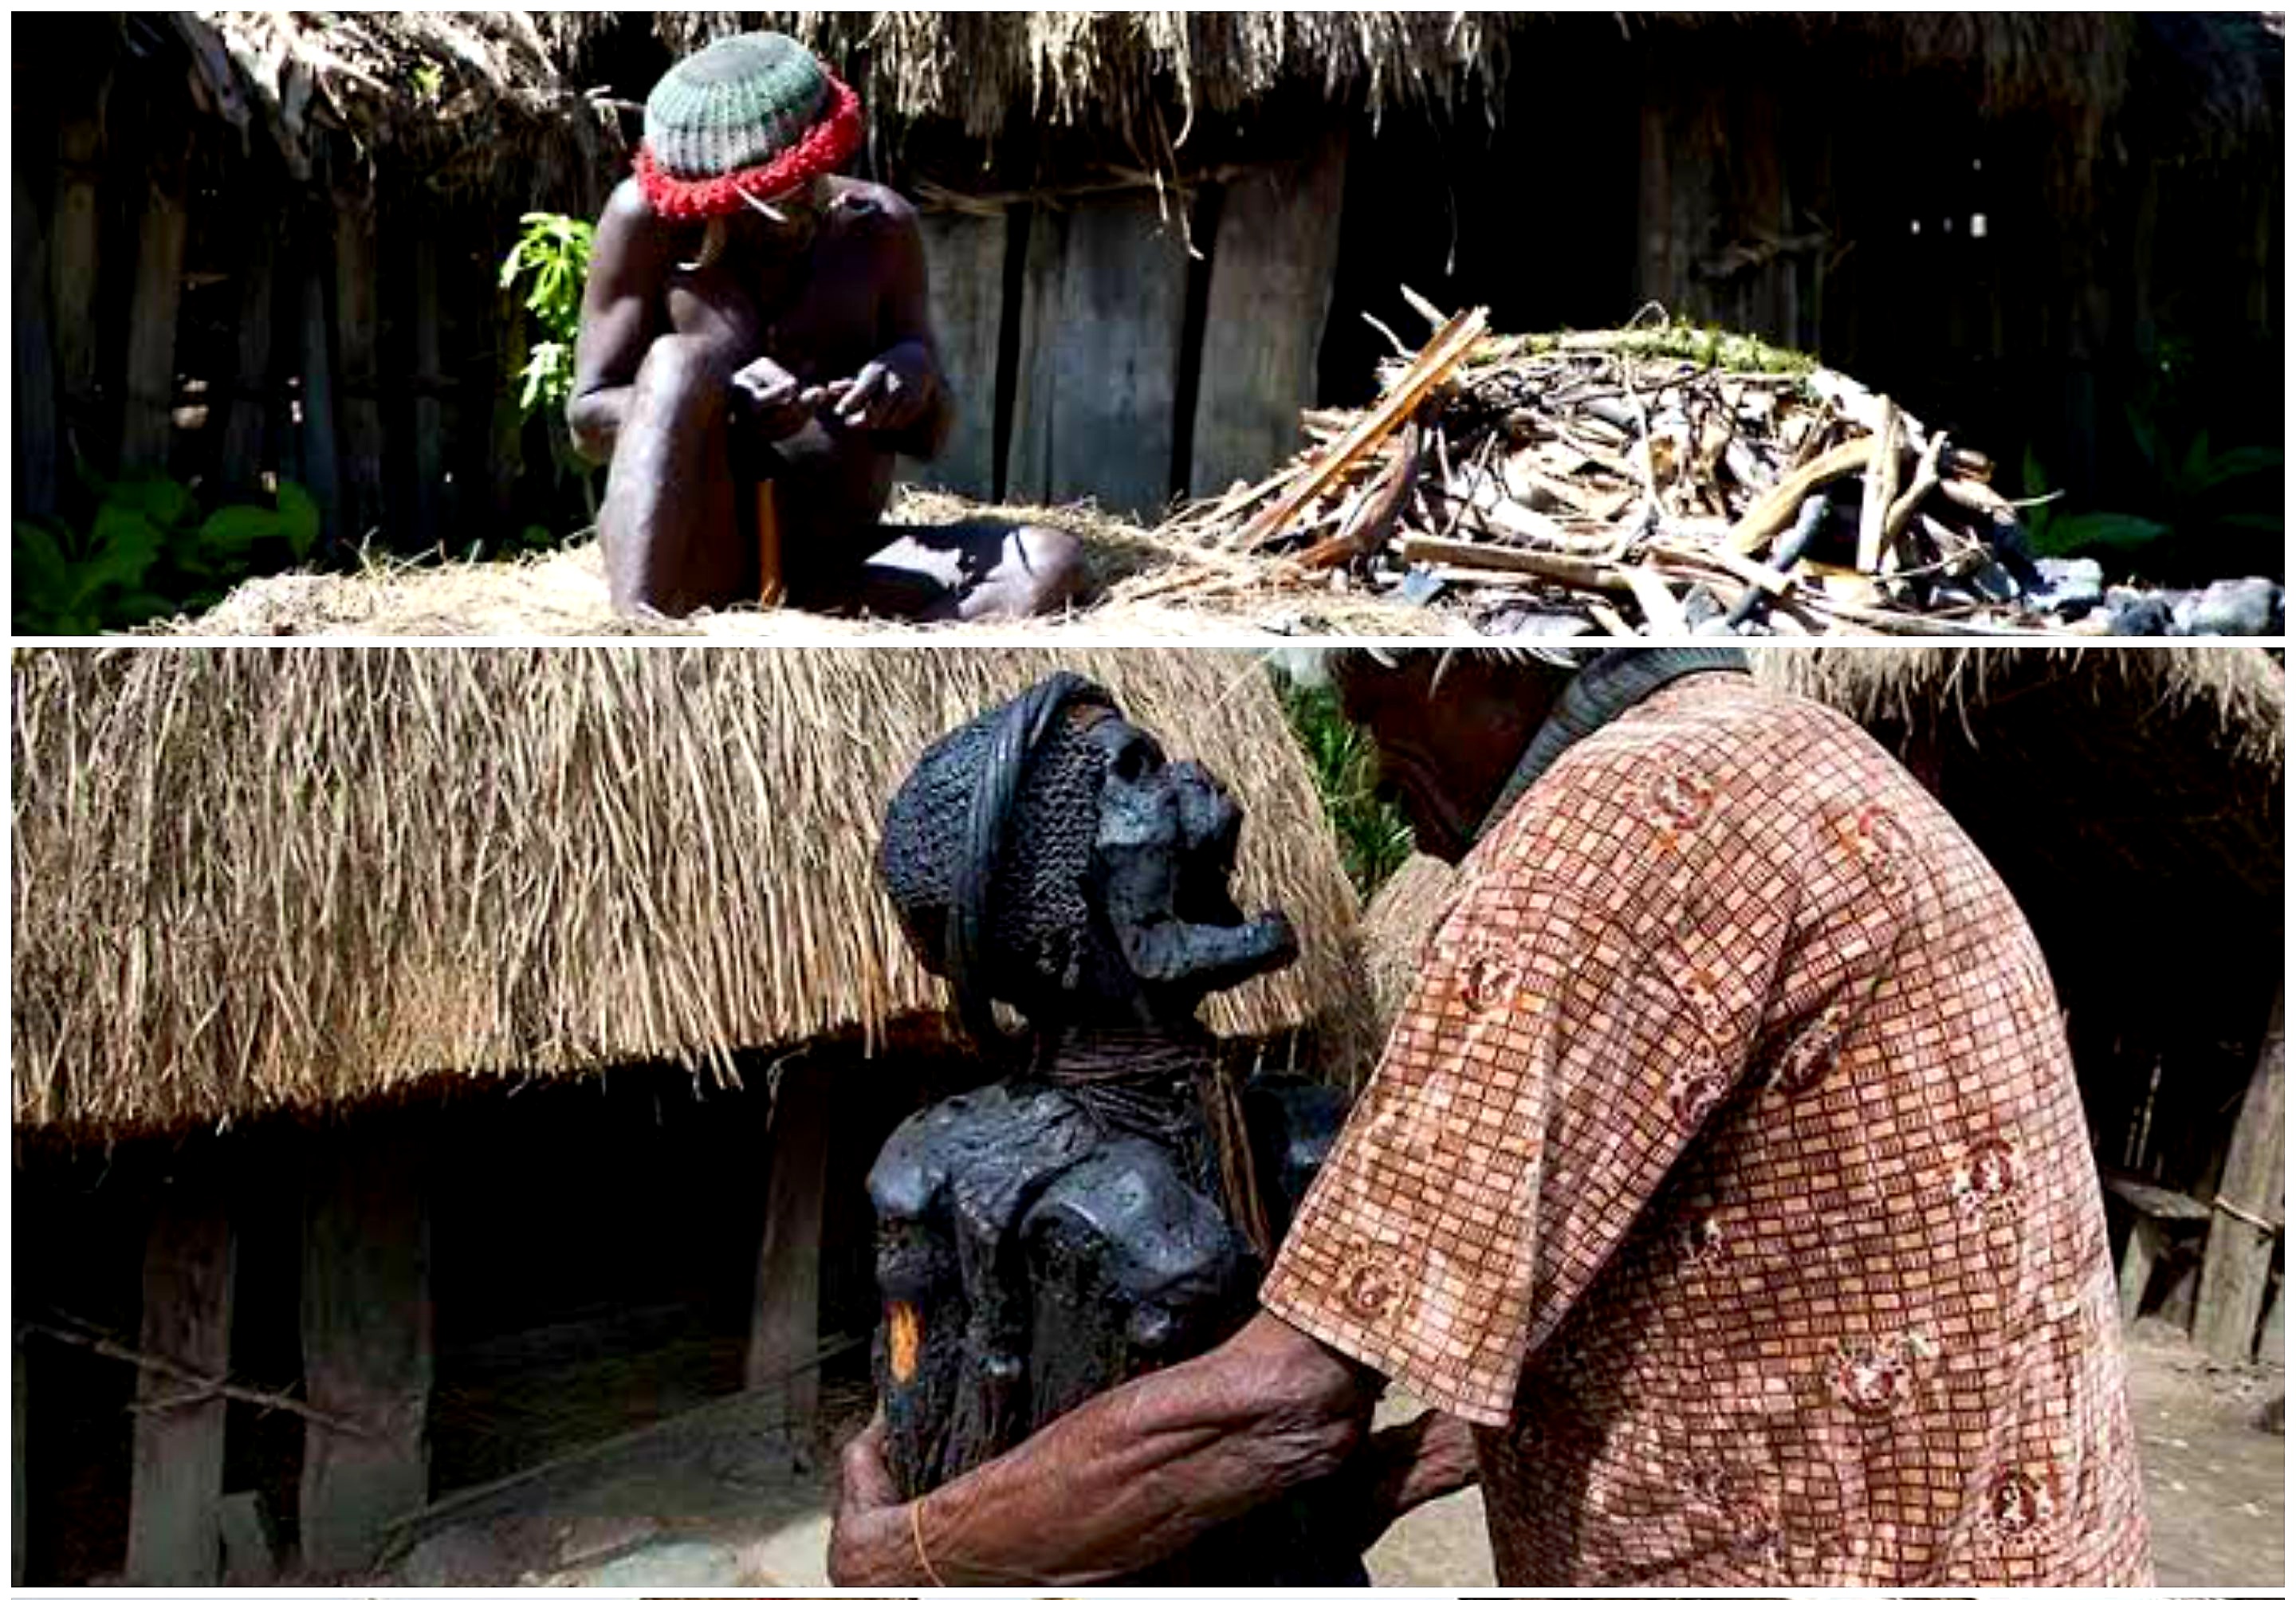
[1157,305,2085,637]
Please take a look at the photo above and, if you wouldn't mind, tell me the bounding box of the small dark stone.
[2031,557,2105,616]
[2105,592,2176,635]
[2174,576,2282,637]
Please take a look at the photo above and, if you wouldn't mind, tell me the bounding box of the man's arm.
[828,188,955,461]
[566,179,671,465]
[830,1312,1378,1586]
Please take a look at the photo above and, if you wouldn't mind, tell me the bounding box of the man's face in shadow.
[1334,654,1567,865]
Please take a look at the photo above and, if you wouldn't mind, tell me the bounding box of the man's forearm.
[834,1314,1370,1586]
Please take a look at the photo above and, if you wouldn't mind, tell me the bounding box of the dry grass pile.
[1160,307,2172,639]
[13,648,1374,1139]
[171,488,1465,640]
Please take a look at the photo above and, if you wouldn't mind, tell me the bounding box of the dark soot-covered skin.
[867,686,1366,1583]
[867,1082,1365,1586]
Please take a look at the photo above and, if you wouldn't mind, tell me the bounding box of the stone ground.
[387,1323,2280,1586]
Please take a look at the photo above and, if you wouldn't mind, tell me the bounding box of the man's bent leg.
[598,335,745,616]
[852,522,1084,621]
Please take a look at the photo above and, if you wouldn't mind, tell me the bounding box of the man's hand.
[826,341,937,434]
[730,355,816,442]
[828,1413,916,1585]
[822,1312,1370,1586]
[1331,1409,1480,1551]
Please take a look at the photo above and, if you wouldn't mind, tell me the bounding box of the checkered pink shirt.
[1262,672,2151,1586]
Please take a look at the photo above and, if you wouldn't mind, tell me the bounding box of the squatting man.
[571,32,1079,620]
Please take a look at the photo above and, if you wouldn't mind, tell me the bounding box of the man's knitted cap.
[636,33,863,221]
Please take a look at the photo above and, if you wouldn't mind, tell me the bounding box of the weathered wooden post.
[914,207,1010,499]
[14,155,61,518]
[1008,193,1193,515]
[1189,132,1350,498]
[49,113,105,470]
[745,1057,832,1452]
[299,1122,431,1576]
[120,125,192,475]
[124,1169,238,1584]
[2196,983,2285,1362]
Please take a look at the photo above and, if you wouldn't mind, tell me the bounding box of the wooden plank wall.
[14,53,2282,560]
[14,68,568,567]
[1008,193,1195,516]
[914,210,1008,497]
[1189,131,1350,498]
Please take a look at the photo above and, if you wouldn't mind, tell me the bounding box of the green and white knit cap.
[644,33,834,181]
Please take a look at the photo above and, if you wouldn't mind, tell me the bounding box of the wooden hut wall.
[11,29,601,556]
[13,18,2280,544]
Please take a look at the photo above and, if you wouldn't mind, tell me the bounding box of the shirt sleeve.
[1260,731,1821,1425]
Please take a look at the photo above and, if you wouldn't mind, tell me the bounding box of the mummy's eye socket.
[1110,735,1164,783]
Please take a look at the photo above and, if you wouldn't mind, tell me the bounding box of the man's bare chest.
[663,238,881,382]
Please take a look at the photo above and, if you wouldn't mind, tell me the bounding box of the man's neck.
[1474,647,1752,846]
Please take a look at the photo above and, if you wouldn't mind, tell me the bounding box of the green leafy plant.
[1276,681,1414,902]
[499,210,596,417]
[2019,447,2171,560]
[2021,416,2284,572]
[14,472,319,635]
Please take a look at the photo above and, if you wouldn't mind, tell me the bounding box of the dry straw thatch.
[166,491,1469,640]
[165,12,2277,198]
[13,648,1374,1142]
[1754,645,2285,772]
[1362,851,1459,1035]
[1354,646,2283,1036]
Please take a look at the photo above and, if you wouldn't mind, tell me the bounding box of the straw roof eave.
[1356,647,2282,1038]
[11,648,1376,1144]
[133,10,2282,197]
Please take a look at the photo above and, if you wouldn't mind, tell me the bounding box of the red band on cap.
[636,71,863,221]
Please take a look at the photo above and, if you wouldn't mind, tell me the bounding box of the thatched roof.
[119,12,2280,197]
[545,13,2281,147]
[1354,647,2283,1039]
[1758,646,2284,911]
[12,649,1374,1142]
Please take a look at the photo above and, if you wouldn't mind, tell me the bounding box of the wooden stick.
[1854,395,1901,572]
[1301,420,1419,568]
[756,481,785,607]
[1882,431,1948,548]
[21,1319,372,1436]
[1227,306,1488,550]
[1726,435,1877,556]
[1396,533,1633,593]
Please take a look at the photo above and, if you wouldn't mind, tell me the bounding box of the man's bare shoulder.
[821,176,919,240]
[601,175,671,238]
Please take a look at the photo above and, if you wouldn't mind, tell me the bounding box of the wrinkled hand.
[730,356,816,442]
[823,343,937,434]
[827,1413,918,1586]
[1331,1409,1480,1553]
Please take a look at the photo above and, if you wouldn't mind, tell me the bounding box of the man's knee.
[1012,526,1084,604]
[633,334,731,412]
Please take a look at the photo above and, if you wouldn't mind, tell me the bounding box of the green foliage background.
[14,470,320,635]
[1274,678,1414,903]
